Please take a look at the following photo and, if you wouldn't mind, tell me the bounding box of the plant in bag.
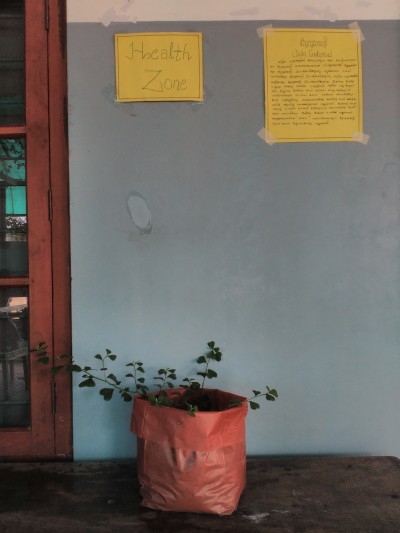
[31,340,278,515]
[31,340,277,413]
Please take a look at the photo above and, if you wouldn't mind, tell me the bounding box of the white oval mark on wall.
[127,192,152,233]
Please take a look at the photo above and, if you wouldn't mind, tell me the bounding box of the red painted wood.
[0,0,71,459]
[0,278,29,287]
[48,0,72,460]
[25,0,54,459]
[0,126,27,136]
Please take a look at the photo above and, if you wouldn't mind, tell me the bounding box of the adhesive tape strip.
[257,128,276,145]
[348,21,365,42]
[257,24,274,39]
[352,131,370,145]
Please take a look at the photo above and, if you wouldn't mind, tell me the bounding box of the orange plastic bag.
[131,388,248,515]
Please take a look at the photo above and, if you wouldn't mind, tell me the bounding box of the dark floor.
[0,456,399,532]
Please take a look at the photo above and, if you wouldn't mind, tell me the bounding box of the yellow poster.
[115,32,203,102]
[263,28,363,143]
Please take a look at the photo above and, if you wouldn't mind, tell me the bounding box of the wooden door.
[0,0,71,460]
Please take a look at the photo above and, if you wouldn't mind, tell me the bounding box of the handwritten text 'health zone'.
[126,40,193,93]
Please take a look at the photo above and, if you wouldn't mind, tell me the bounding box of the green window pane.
[0,137,25,181]
[0,138,27,276]
[6,186,26,215]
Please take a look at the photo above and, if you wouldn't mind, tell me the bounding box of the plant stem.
[201,359,210,390]
[83,369,135,398]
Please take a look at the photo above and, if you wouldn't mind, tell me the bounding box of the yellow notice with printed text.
[115,32,203,102]
[263,28,363,143]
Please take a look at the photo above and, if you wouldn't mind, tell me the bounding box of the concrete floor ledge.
[0,456,399,532]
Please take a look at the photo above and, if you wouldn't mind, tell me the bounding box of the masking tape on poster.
[257,127,276,145]
[353,131,370,145]
[348,21,365,42]
[257,24,274,39]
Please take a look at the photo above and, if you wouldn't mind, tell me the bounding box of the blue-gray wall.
[68,21,400,460]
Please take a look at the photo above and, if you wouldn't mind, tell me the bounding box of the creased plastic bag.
[131,388,248,515]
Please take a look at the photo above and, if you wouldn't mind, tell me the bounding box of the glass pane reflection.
[0,138,27,276]
[0,287,29,428]
[0,0,25,125]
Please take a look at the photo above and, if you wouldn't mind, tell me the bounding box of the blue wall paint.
[68,21,400,460]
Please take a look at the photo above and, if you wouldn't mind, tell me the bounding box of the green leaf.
[137,367,145,373]
[206,369,218,379]
[106,349,112,355]
[197,372,207,378]
[207,341,215,349]
[249,401,260,410]
[121,392,132,402]
[125,373,134,378]
[266,394,276,402]
[147,395,157,405]
[30,341,46,351]
[51,366,64,375]
[108,354,117,361]
[137,377,145,383]
[196,355,207,364]
[79,378,96,388]
[186,403,198,417]
[99,388,114,401]
[252,390,261,397]
[158,369,166,375]
[94,354,102,360]
[38,356,50,365]
[214,352,222,361]
[107,373,121,385]
[66,364,82,373]
[268,388,278,398]
[168,373,177,380]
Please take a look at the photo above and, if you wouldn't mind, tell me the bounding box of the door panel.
[0,0,71,459]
